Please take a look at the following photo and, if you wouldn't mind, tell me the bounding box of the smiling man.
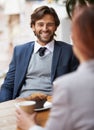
[0,6,79,102]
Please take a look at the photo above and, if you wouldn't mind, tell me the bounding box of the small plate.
[34,106,51,112]
[34,101,52,112]
[43,101,52,108]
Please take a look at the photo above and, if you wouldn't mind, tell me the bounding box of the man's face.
[32,14,57,45]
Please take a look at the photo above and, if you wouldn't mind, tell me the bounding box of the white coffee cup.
[15,101,36,114]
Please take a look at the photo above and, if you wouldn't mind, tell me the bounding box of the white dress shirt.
[34,40,54,56]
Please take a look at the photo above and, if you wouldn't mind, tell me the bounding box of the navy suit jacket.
[0,41,79,102]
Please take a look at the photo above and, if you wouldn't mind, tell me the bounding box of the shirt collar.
[34,40,54,53]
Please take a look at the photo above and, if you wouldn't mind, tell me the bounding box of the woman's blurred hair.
[65,0,94,19]
[72,5,94,59]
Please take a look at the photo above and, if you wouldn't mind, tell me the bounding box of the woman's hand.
[16,107,36,130]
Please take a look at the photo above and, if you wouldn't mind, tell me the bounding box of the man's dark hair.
[30,6,60,27]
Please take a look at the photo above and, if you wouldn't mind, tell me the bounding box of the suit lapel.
[51,41,61,82]
[21,44,34,78]
[14,43,34,98]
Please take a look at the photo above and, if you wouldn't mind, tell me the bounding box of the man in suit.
[16,5,94,130]
[0,6,78,102]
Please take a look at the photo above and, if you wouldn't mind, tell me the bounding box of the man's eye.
[37,23,43,27]
[47,23,55,27]
[37,23,55,27]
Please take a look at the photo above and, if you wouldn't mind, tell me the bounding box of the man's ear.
[54,26,57,31]
[32,24,35,31]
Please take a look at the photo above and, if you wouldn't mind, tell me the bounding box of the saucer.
[34,106,50,112]
[34,101,52,112]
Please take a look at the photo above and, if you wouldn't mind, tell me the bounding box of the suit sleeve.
[0,47,16,102]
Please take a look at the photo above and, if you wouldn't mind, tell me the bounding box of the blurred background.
[0,0,71,84]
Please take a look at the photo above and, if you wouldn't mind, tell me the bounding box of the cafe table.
[0,96,52,130]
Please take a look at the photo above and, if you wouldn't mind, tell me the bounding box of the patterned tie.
[38,47,47,56]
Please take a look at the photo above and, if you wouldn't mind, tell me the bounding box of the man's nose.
[42,24,48,31]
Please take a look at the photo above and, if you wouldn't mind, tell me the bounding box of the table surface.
[0,97,52,130]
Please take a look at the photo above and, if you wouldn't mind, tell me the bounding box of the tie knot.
[38,47,47,56]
